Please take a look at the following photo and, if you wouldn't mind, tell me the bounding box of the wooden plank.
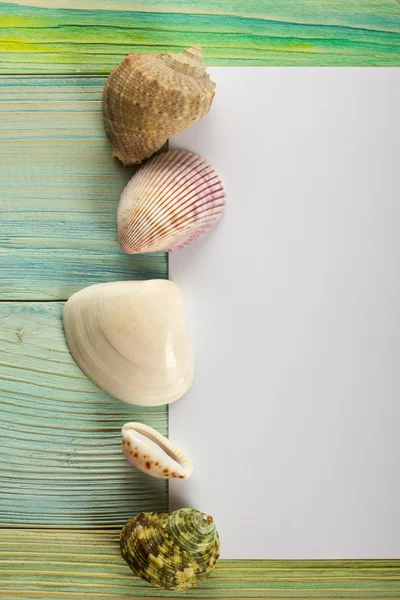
[0,75,167,300]
[0,530,399,599]
[0,0,399,72]
[0,302,168,527]
[1,3,399,595]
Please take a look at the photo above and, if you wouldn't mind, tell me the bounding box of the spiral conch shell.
[102,45,216,165]
[118,150,225,253]
[122,422,193,480]
[120,508,220,590]
[63,280,194,406]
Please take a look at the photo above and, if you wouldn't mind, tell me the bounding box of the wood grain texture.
[0,530,399,598]
[0,75,167,300]
[0,302,168,527]
[0,0,399,72]
[1,1,399,593]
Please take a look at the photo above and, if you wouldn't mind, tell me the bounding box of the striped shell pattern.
[118,150,225,253]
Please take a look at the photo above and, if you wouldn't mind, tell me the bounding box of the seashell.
[120,508,220,590]
[118,149,225,253]
[63,280,194,406]
[122,422,193,480]
[102,45,216,165]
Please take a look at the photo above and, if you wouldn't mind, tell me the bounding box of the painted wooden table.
[0,1,399,597]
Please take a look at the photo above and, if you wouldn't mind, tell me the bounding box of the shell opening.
[131,425,186,466]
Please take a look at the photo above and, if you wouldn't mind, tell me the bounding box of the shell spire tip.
[188,44,203,57]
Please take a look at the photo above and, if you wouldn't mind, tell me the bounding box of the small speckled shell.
[102,45,216,165]
[118,149,225,253]
[121,422,193,480]
[120,508,220,590]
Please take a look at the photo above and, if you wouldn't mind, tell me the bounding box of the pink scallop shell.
[117,150,225,253]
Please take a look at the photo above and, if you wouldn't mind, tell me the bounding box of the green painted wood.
[0,0,399,72]
[0,530,399,598]
[0,75,167,300]
[0,302,168,527]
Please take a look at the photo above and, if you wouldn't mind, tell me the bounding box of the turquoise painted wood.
[0,76,167,301]
[0,302,168,527]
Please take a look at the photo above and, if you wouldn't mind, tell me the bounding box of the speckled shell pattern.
[120,509,220,591]
[121,422,193,480]
[118,149,226,253]
[102,45,216,165]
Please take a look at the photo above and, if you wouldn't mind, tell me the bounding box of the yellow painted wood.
[0,76,167,300]
[0,0,399,72]
[0,529,399,598]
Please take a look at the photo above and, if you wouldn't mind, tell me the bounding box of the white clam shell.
[118,149,225,253]
[63,280,194,406]
[122,422,193,479]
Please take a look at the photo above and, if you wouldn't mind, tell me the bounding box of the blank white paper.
[169,68,400,559]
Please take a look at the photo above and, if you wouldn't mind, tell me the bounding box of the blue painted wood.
[0,76,167,301]
[0,301,168,527]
